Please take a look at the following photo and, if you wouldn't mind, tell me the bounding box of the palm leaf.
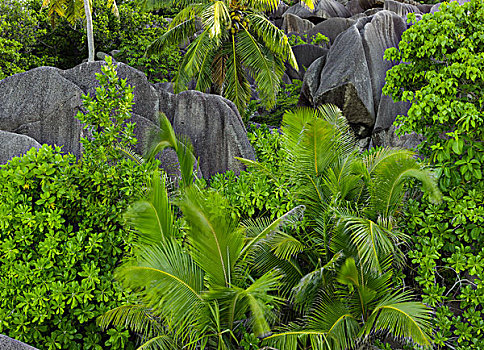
[115,241,204,337]
[124,171,176,245]
[240,205,305,258]
[178,187,244,287]
[201,1,230,40]
[237,28,283,109]
[97,304,162,339]
[145,113,197,187]
[362,291,433,347]
[222,36,251,112]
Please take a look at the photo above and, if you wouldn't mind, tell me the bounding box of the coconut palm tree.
[41,0,119,62]
[238,105,441,348]
[136,0,313,112]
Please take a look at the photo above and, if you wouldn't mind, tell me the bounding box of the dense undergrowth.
[0,0,483,349]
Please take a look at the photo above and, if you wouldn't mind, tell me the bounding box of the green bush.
[384,1,484,348]
[208,124,296,219]
[0,58,157,349]
[0,0,181,82]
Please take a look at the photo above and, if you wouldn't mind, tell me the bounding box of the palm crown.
[239,105,441,348]
[138,0,313,112]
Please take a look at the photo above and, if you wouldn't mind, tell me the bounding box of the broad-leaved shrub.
[0,58,157,349]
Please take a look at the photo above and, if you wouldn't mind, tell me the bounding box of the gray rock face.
[300,10,411,139]
[287,44,328,80]
[286,0,350,21]
[383,0,421,17]
[306,17,356,43]
[374,94,411,132]
[0,62,256,178]
[0,335,38,350]
[0,131,41,164]
[346,0,365,15]
[270,1,290,19]
[298,55,328,107]
[361,10,407,113]
[282,13,314,33]
[312,24,375,132]
[372,124,423,148]
[61,62,160,123]
[358,0,384,10]
[0,67,85,157]
[157,89,256,178]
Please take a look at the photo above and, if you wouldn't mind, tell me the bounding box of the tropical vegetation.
[138,0,310,111]
[0,0,483,349]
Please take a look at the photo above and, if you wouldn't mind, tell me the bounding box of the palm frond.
[246,13,297,69]
[178,187,244,287]
[124,171,176,245]
[262,324,330,350]
[368,151,442,220]
[307,296,360,350]
[115,241,204,336]
[362,291,433,348]
[222,36,251,112]
[334,215,404,273]
[137,334,177,350]
[147,18,197,56]
[145,113,197,187]
[240,205,305,258]
[97,304,162,339]
[237,28,284,109]
[201,1,230,40]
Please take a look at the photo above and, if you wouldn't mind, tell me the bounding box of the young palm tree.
[263,258,433,349]
[239,105,441,348]
[136,0,313,112]
[98,116,305,348]
[41,0,119,62]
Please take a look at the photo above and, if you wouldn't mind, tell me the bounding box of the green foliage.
[90,1,181,83]
[0,0,56,79]
[240,106,439,349]
[248,79,302,126]
[0,57,157,349]
[142,0,312,112]
[99,172,303,348]
[209,124,296,220]
[0,0,180,82]
[384,1,484,348]
[288,32,329,47]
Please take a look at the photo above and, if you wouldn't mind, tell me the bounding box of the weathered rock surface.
[61,62,160,123]
[287,44,328,80]
[285,0,351,21]
[0,67,85,157]
[300,10,411,139]
[0,131,41,164]
[383,0,421,17]
[282,13,314,33]
[310,24,375,133]
[361,10,407,112]
[306,17,356,43]
[372,124,423,148]
[157,89,256,178]
[0,62,256,177]
[0,335,38,350]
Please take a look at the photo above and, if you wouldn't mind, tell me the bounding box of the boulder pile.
[270,0,442,148]
[0,62,256,177]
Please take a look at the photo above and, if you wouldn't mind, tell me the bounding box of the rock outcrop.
[0,335,38,350]
[0,62,256,177]
[0,131,41,164]
[300,9,411,138]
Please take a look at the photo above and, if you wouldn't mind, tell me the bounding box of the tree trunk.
[83,0,95,62]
